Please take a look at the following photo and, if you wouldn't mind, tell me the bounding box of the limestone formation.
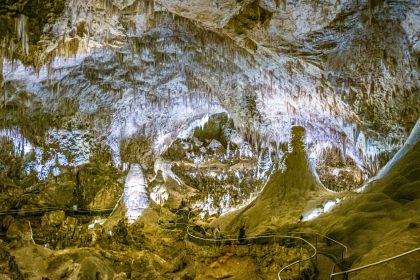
[0,0,419,279]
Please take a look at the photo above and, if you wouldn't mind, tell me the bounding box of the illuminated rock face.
[123,164,149,223]
[0,0,419,178]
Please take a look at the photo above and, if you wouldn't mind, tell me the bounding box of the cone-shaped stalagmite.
[221,126,331,233]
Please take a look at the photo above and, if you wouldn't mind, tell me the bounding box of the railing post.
[330,261,337,280]
[299,239,301,274]
[315,235,318,266]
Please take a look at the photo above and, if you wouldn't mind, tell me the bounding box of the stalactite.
[0,55,3,93]
[15,15,29,56]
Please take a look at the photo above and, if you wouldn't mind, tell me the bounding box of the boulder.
[193,137,203,147]
[6,220,33,243]
[68,256,115,279]
[2,215,14,230]
[113,272,128,280]
[54,217,80,248]
[60,217,79,232]
[41,210,66,227]
[46,251,115,279]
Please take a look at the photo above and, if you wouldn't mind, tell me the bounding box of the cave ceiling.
[0,0,419,174]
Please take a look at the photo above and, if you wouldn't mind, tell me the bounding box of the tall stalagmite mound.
[220,126,333,233]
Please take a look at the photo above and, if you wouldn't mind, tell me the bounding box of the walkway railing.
[289,231,348,260]
[287,232,349,278]
[0,207,114,216]
[277,236,317,280]
[183,211,318,280]
[330,247,420,279]
[187,228,317,279]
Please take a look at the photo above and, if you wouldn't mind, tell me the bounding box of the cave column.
[123,164,149,223]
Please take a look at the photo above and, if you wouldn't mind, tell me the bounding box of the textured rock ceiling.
[0,0,419,175]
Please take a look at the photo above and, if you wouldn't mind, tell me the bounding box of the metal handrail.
[0,207,115,216]
[330,263,336,279]
[288,231,349,278]
[277,236,317,280]
[289,231,348,258]
[330,247,420,278]
[187,228,317,280]
[185,211,317,280]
